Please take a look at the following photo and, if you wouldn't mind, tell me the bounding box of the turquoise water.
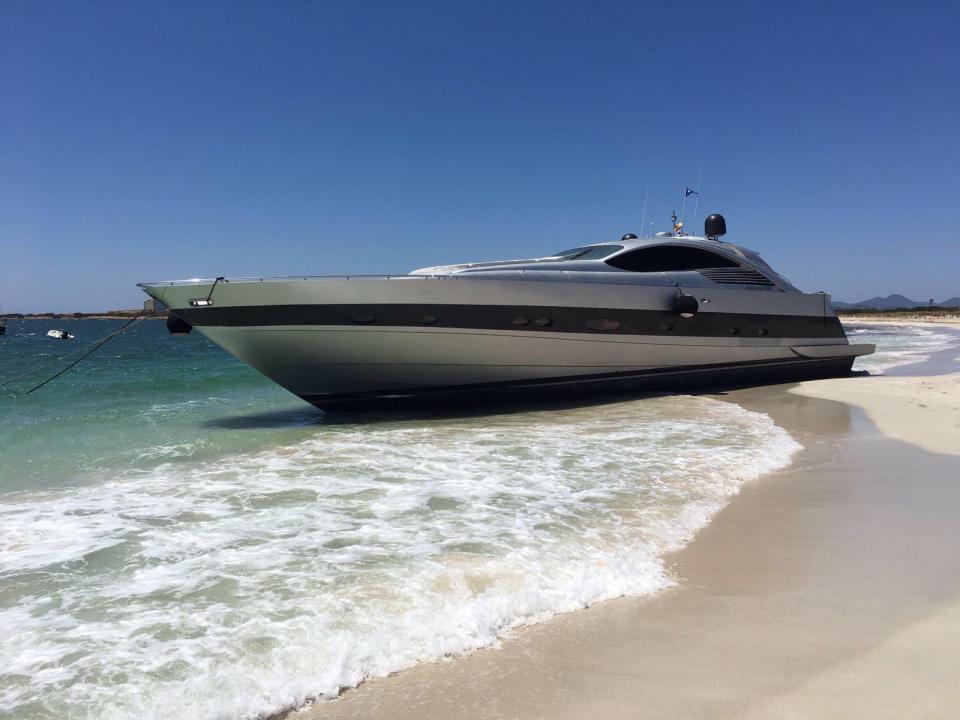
[0,318,952,719]
[1,319,304,495]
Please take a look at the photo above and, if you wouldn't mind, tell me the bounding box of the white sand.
[790,373,960,455]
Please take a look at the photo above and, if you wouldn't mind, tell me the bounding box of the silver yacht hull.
[141,275,872,410]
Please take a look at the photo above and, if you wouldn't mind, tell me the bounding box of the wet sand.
[292,365,960,720]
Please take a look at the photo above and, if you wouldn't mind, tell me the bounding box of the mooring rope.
[1,311,147,394]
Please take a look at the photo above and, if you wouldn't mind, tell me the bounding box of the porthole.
[512,317,531,327]
[352,315,376,325]
[419,315,439,325]
[533,318,553,328]
[757,328,769,337]
[585,318,622,331]
[729,327,740,335]
[660,323,674,332]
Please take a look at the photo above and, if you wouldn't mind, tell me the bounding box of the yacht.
[140,214,873,410]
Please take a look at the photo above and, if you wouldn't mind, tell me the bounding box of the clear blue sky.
[2,0,957,312]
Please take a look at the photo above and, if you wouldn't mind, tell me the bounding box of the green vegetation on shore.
[837,306,960,320]
[1,310,165,320]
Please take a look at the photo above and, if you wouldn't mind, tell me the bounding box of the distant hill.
[832,294,959,310]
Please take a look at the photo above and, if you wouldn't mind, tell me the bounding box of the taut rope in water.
[1,311,147,394]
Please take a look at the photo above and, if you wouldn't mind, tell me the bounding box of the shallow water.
[0,318,947,719]
[846,322,959,374]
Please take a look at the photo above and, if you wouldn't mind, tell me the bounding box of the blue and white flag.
[685,187,699,197]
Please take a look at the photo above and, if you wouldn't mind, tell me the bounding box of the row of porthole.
[350,314,560,328]
[512,317,553,328]
[351,315,440,325]
[658,323,768,336]
[349,315,770,336]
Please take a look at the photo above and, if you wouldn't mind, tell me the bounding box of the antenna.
[691,162,703,236]
[640,182,650,237]
[679,189,688,233]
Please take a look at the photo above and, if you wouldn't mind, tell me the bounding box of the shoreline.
[839,315,960,328]
[790,372,960,455]
[290,364,960,719]
[1,315,163,320]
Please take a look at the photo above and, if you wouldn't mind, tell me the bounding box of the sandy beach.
[292,360,960,719]
[791,373,960,455]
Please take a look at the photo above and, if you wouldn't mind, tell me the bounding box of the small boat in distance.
[46,329,74,340]
[140,213,874,410]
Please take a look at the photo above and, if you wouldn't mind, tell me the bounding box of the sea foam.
[847,323,957,373]
[0,396,799,719]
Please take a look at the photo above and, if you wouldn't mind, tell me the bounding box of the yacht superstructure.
[140,214,873,410]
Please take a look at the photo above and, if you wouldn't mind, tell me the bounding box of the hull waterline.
[295,355,858,411]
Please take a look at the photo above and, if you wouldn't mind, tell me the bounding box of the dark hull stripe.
[299,355,855,411]
[176,303,845,340]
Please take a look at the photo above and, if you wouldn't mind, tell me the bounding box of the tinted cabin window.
[605,245,740,272]
[550,244,623,260]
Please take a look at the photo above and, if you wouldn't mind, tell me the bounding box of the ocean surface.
[0,319,955,719]
[845,322,959,373]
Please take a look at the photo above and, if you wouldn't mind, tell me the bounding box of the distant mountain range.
[832,294,960,310]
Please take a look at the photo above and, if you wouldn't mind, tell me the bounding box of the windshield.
[547,244,623,260]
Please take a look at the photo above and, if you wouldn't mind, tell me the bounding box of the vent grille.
[699,268,775,287]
